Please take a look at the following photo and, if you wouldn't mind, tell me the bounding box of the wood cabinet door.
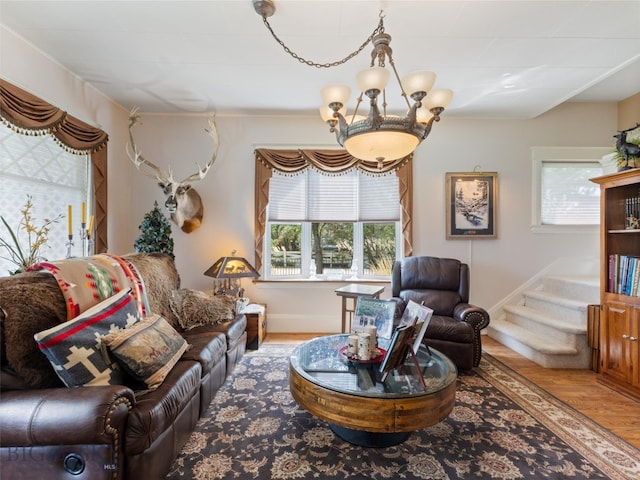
[631,307,640,389]
[601,301,633,384]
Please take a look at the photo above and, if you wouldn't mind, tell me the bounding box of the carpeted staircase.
[487,274,599,368]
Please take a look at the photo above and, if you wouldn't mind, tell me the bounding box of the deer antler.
[126,107,173,183]
[179,115,219,184]
[618,123,640,134]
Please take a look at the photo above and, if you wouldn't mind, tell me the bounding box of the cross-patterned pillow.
[34,288,140,387]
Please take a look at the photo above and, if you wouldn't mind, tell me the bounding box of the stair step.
[503,304,586,335]
[487,319,590,368]
[521,290,588,326]
[487,319,576,356]
[541,275,600,303]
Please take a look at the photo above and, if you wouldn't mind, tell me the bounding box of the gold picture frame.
[446,172,498,239]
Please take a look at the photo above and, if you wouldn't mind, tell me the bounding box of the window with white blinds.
[540,161,601,225]
[0,122,91,274]
[268,169,400,222]
[531,146,609,232]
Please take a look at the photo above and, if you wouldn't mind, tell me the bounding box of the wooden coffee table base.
[289,363,456,447]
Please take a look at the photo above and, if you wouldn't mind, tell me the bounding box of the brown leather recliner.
[390,256,490,370]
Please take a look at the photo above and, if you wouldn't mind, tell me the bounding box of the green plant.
[134,201,174,259]
[0,195,62,275]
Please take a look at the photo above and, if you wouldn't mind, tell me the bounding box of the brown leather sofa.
[0,253,246,480]
[390,256,490,370]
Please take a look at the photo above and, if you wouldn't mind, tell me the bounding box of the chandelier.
[254,1,453,166]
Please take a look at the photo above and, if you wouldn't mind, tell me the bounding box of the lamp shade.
[416,105,434,124]
[401,71,436,96]
[344,128,419,162]
[423,89,454,110]
[321,84,351,107]
[356,66,390,93]
[204,256,260,279]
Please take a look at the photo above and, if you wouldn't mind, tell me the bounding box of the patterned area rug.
[166,344,640,480]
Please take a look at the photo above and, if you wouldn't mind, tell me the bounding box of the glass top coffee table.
[289,334,457,447]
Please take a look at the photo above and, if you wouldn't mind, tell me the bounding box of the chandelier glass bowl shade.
[320,30,453,164]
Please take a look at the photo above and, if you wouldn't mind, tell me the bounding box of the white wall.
[125,106,615,333]
[1,25,619,334]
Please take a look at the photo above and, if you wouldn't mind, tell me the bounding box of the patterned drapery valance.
[0,80,109,254]
[254,148,413,273]
[255,148,410,175]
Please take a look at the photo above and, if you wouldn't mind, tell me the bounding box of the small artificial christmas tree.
[134,201,174,259]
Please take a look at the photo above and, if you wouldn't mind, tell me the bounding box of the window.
[532,147,609,233]
[265,168,401,280]
[0,122,91,274]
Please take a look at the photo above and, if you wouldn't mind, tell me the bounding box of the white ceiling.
[1,0,639,118]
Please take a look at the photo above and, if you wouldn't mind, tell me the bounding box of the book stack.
[608,254,640,296]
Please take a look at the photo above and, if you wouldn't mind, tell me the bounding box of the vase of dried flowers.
[0,196,62,275]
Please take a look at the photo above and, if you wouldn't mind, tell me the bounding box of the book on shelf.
[608,254,640,297]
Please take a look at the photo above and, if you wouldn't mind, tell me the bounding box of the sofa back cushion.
[123,253,181,328]
[0,271,66,388]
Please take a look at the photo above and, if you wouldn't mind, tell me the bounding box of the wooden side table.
[244,304,267,350]
[334,284,385,333]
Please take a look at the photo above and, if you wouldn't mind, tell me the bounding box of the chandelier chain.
[261,15,385,69]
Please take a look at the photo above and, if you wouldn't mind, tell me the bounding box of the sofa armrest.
[0,385,134,446]
[453,303,490,331]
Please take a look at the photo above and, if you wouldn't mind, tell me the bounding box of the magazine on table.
[351,297,396,339]
[397,300,433,355]
[379,301,434,381]
[378,322,415,378]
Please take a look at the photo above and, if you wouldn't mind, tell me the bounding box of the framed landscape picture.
[352,297,396,339]
[446,172,498,239]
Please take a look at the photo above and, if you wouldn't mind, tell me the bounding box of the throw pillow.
[170,289,235,331]
[33,288,140,387]
[102,313,189,391]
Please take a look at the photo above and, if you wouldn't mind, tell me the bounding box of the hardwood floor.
[264,333,640,449]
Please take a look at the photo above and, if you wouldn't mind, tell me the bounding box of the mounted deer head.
[127,108,219,233]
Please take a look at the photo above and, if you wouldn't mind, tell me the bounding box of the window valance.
[255,148,411,174]
[0,80,109,254]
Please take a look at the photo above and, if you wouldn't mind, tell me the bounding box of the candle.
[87,215,94,235]
[67,205,72,236]
[81,202,86,225]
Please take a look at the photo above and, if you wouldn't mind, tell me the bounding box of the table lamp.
[203,251,260,298]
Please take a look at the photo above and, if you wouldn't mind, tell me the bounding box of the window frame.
[531,146,610,234]
[264,220,402,280]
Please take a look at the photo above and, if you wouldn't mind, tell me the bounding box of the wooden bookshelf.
[591,169,640,400]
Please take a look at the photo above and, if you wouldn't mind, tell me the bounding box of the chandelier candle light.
[254,1,452,168]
